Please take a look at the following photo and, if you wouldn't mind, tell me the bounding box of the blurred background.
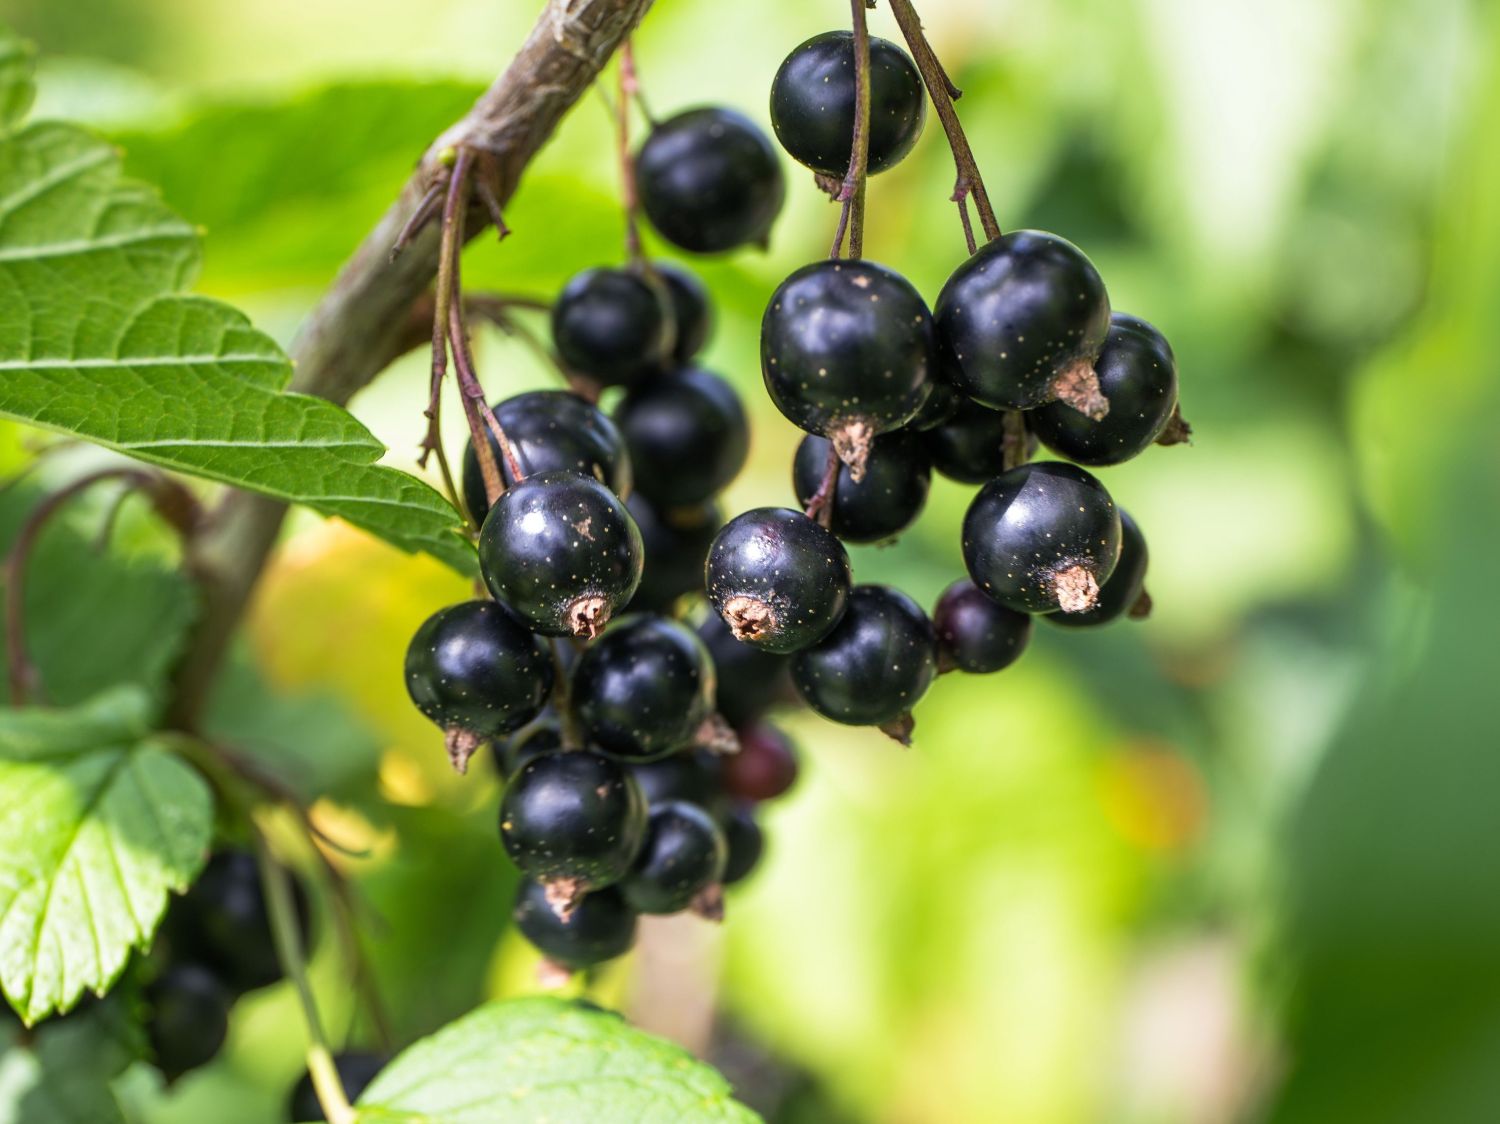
[2,0,1498,1120]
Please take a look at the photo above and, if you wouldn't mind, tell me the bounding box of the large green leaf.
[0,689,212,1025]
[351,997,760,1123]
[0,58,471,574]
[0,26,32,130]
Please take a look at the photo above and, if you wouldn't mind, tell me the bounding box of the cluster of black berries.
[694,31,1188,742]
[405,97,802,974]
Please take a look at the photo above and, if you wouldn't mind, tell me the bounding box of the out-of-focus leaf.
[0,24,33,129]
[0,996,141,1123]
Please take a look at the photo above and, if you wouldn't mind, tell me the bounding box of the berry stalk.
[829,0,874,259]
[617,40,645,264]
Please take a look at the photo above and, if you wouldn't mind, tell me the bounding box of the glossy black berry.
[719,802,764,885]
[631,749,724,808]
[762,260,936,477]
[696,612,794,727]
[792,432,930,543]
[288,1052,386,1121]
[627,495,720,613]
[499,750,648,907]
[146,963,231,1080]
[478,470,643,639]
[935,230,1111,411]
[1029,314,1178,465]
[572,615,716,761]
[404,601,554,770]
[790,585,937,737]
[1046,509,1149,628]
[492,718,564,780]
[621,801,728,915]
[551,267,670,386]
[461,391,631,525]
[636,107,786,254]
[932,578,1033,673]
[164,850,311,995]
[706,507,852,654]
[655,261,713,363]
[922,399,1011,484]
[614,367,749,509]
[722,721,798,802]
[770,31,926,177]
[513,880,638,970]
[962,461,1122,614]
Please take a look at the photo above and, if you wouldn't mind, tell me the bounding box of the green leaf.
[0,996,140,1123]
[352,997,761,1123]
[0,26,34,131]
[0,689,212,1025]
[0,108,472,574]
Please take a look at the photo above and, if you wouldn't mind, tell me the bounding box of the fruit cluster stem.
[617,40,645,264]
[830,0,874,260]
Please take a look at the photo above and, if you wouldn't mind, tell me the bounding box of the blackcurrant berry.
[935,230,1111,413]
[164,850,311,995]
[790,585,937,740]
[491,718,563,780]
[1046,509,1150,627]
[792,431,930,543]
[932,578,1033,673]
[513,879,638,970]
[461,391,631,525]
[404,600,554,771]
[922,398,1012,484]
[478,470,643,639]
[706,507,852,654]
[722,721,798,802]
[621,801,728,916]
[770,31,926,177]
[614,367,749,509]
[146,963,231,1080]
[719,801,764,885]
[962,461,1122,614]
[907,376,962,431]
[696,612,794,727]
[499,750,648,911]
[1029,314,1179,465]
[551,267,670,386]
[626,494,721,613]
[572,615,716,761]
[288,1052,386,1122]
[636,107,786,254]
[762,260,936,478]
[631,748,724,807]
[654,261,713,363]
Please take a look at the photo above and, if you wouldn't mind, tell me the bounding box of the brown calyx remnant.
[1156,405,1193,446]
[695,713,740,756]
[1052,564,1101,613]
[691,884,725,923]
[568,595,609,639]
[723,596,775,644]
[1050,356,1110,421]
[813,171,844,199]
[829,418,874,483]
[543,876,586,921]
[879,713,916,746]
[1129,588,1154,620]
[445,727,484,775]
[536,958,573,989]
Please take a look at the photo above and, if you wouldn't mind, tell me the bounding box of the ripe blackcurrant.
[621,801,728,916]
[478,470,643,639]
[696,611,794,727]
[922,399,1011,484]
[572,615,716,761]
[636,107,786,255]
[1029,314,1179,465]
[655,260,713,363]
[461,391,631,525]
[614,367,749,509]
[288,1052,386,1122]
[499,749,648,911]
[706,507,852,654]
[790,584,937,740]
[932,578,1033,673]
[631,748,724,808]
[513,879,638,970]
[551,267,670,386]
[763,260,936,478]
[962,461,1122,614]
[164,850,311,995]
[626,494,720,613]
[792,431,930,544]
[770,31,926,177]
[1046,508,1150,628]
[935,230,1111,414]
[719,801,764,885]
[722,721,798,802]
[404,600,554,771]
[146,963,231,1080]
[491,718,563,780]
